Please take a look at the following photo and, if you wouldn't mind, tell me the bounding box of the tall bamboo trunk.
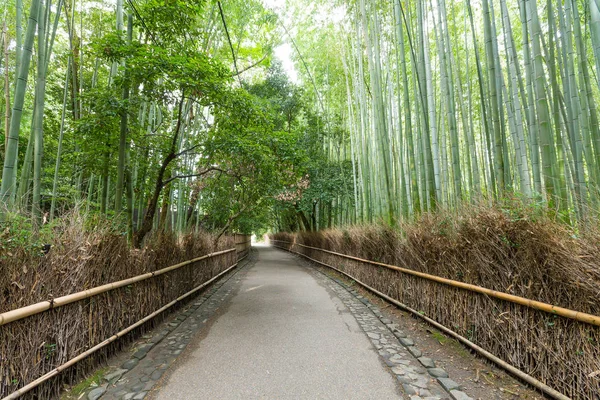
[32,0,48,223]
[50,59,71,221]
[519,0,542,195]
[115,9,131,213]
[591,0,600,89]
[467,0,495,196]
[500,0,532,198]
[482,0,506,195]
[0,0,40,211]
[2,22,9,160]
[557,0,585,216]
[571,0,600,207]
[527,0,559,210]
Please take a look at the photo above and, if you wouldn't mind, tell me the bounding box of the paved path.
[151,244,401,399]
[93,245,473,400]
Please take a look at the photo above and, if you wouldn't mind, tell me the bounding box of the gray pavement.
[151,244,402,399]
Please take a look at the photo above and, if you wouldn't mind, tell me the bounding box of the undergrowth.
[0,209,233,311]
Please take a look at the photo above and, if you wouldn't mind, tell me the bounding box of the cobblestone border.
[296,254,474,400]
[82,250,257,400]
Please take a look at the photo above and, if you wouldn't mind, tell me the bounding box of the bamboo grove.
[281,0,600,229]
[3,0,600,240]
[0,0,311,245]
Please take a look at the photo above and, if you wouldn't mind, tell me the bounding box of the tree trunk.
[295,205,311,231]
[133,97,185,247]
[133,152,175,248]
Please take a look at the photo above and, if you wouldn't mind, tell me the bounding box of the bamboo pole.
[270,240,600,327]
[276,245,570,400]
[0,248,236,327]
[2,257,244,400]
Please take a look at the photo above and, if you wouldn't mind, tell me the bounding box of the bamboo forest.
[1,0,600,234]
[1,0,600,399]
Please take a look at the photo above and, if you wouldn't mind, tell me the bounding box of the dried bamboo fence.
[235,234,252,260]
[271,237,600,400]
[0,242,250,399]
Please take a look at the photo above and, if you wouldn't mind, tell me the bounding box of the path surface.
[83,245,541,400]
[151,244,401,399]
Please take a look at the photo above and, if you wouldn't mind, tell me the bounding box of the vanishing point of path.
[92,245,541,400]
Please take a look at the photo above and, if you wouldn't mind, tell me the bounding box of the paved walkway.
[92,245,476,400]
[151,244,401,399]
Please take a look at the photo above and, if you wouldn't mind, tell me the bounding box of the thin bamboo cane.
[0,248,236,327]
[270,240,600,327]
[276,245,570,400]
[2,257,245,400]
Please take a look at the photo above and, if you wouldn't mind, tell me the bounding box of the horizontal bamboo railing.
[271,240,600,327]
[0,248,236,327]
[3,250,250,400]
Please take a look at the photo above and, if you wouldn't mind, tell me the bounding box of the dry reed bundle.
[272,204,600,399]
[0,214,237,399]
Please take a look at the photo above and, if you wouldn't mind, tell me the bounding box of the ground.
[63,245,547,400]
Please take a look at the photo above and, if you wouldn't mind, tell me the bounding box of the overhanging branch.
[161,166,224,187]
[232,54,268,77]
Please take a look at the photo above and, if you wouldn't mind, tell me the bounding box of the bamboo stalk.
[0,248,236,327]
[279,245,570,400]
[2,259,242,400]
[0,0,40,209]
[270,240,600,327]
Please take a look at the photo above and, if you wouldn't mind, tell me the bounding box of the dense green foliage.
[0,0,315,245]
[2,0,600,243]
[276,0,600,229]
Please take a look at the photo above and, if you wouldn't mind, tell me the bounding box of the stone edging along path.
[81,250,257,400]
[296,254,473,400]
